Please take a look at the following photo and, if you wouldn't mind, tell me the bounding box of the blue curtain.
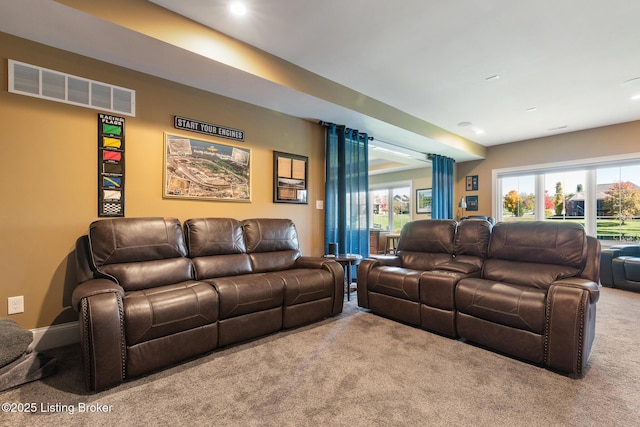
[324,124,370,257]
[430,154,455,219]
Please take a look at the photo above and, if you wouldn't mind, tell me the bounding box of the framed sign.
[163,133,251,202]
[273,151,308,204]
[416,188,432,214]
[466,175,479,191]
[98,114,125,217]
[466,195,479,211]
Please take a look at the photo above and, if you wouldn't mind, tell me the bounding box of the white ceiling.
[3,0,640,171]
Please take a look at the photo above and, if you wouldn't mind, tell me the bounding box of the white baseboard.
[29,321,79,352]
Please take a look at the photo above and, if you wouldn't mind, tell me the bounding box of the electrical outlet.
[8,296,24,315]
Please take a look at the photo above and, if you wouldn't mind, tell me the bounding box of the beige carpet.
[1,286,639,426]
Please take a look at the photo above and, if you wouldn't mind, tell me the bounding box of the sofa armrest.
[295,256,344,315]
[545,279,599,377]
[550,278,600,303]
[294,256,336,269]
[72,279,125,312]
[77,289,126,391]
[370,255,403,267]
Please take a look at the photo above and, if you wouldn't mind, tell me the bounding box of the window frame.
[492,152,640,238]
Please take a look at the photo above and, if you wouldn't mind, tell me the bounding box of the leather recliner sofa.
[357,219,491,337]
[358,220,601,378]
[600,244,640,292]
[72,217,344,391]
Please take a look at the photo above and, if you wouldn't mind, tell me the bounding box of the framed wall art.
[466,175,479,191]
[416,188,432,214]
[466,195,479,211]
[98,113,126,217]
[273,151,308,204]
[163,133,251,202]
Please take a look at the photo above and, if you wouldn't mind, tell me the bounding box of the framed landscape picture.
[163,133,251,202]
[416,188,432,214]
[274,151,308,204]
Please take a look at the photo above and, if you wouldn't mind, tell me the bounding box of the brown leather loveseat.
[358,219,601,378]
[73,217,343,391]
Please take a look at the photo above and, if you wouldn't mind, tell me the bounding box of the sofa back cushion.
[88,217,192,291]
[185,218,246,256]
[184,218,251,279]
[397,219,456,270]
[484,221,587,289]
[243,218,301,272]
[453,219,492,269]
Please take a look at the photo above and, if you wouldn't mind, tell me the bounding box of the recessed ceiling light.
[485,75,501,81]
[457,121,473,127]
[229,2,247,16]
[548,125,567,131]
[526,107,537,112]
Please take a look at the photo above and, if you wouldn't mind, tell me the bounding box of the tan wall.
[456,121,640,218]
[0,33,326,329]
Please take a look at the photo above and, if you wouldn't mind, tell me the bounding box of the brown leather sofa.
[73,217,343,391]
[358,220,601,378]
[357,219,491,337]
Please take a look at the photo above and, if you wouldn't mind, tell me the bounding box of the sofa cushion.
[89,217,193,291]
[488,221,586,268]
[454,219,492,259]
[483,259,581,290]
[249,251,300,274]
[397,219,456,270]
[89,217,187,265]
[243,218,301,272]
[243,218,300,253]
[398,252,454,271]
[184,218,246,257]
[366,266,421,302]
[192,253,252,280]
[484,221,586,287]
[456,278,547,334]
[615,256,640,282]
[124,281,218,346]
[274,269,335,306]
[397,219,456,254]
[208,273,285,319]
[100,257,194,292]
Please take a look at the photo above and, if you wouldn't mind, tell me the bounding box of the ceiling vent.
[8,59,135,116]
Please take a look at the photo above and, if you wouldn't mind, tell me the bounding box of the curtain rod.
[318,120,373,140]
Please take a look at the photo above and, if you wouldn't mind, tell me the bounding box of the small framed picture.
[416,188,432,214]
[274,151,308,204]
[466,175,478,191]
[466,195,479,211]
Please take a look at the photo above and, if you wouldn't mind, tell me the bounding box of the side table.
[326,254,362,301]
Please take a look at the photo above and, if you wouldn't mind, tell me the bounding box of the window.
[499,175,535,221]
[494,154,640,243]
[596,165,640,240]
[370,183,411,233]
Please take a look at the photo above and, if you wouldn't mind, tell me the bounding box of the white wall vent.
[8,59,136,117]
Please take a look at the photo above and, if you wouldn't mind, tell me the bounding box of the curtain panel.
[324,123,370,257]
[429,154,455,219]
